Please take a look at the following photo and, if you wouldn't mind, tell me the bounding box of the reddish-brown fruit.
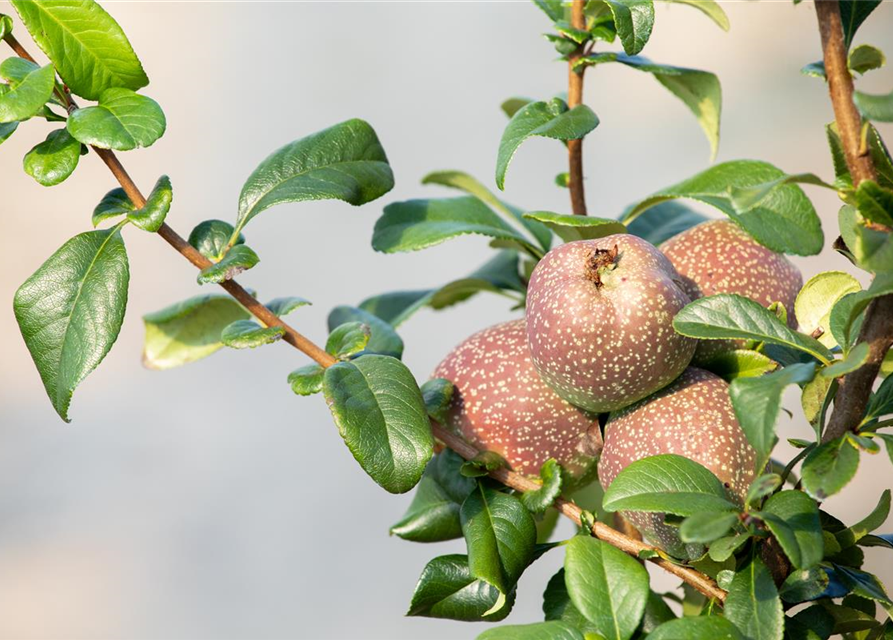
[525,234,696,413]
[660,220,803,362]
[432,320,602,485]
[598,368,757,558]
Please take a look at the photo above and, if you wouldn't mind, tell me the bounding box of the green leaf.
[822,342,870,378]
[373,197,541,257]
[840,0,881,49]
[265,296,310,317]
[760,490,823,570]
[323,354,433,494]
[819,602,878,635]
[658,0,729,30]
[10,0,147,100]
[702,349,778,382]
[854,89,893,123]
[836,490,891,549]
[477,622,583,640]
[520,459,563,514]
[67,88,165,151]
[142,294,250,370]
[855,180,893,226]
[624,200,707,246]
[325,321,370,359]
[23,128,81,186]
[840,204,893,272]
[533,0,564,22]
[602,0,654,55]
[829,272,893,352]
[849,44,886,75]
[543,568,598,634]
[188,220,244,261]
[407,554,513,622]
[745,473,783,507]
[826,122,893,190]
[327,305,404,359]
[602,454,739,516]
[614,54,721,160]
[725,556,784,640]
[234,119,393,239]
[728,173,836,217]
[358,289,435,327]
[461,484,537,611]
[674,295,833,364]
[729,362,817,472]
[801,436,860,500]
[796,271,862,350]
[522,211,626,241]
[14,228,129,421]
[647,616,744,640]
[0,13,13,39]
[501,96,533,119]
[391,450,474,543]
[496,99,599,190]
[420,378,454,425]
[127,175,171,232]
[196,245,259,285]
[679,511,738,543]
[623,161,824,256]
[287,363,324,396]
[0,120,17,146]
[867,373,893,422]
[0,60,55,123]
[780,566,831,604]
[220,319,284,349]
[834,565,893,605]
[563,536,649,640]
[709,533,750,562]
[92,188,135,227]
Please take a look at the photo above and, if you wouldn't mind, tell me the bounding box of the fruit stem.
[567,0,588,216]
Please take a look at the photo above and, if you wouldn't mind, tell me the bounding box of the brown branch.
[567,0,588,216]
[3,31,724,603]
[814,1,893,443]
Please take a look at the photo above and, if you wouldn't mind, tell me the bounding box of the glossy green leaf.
[407,554,513,622]
[709,533,750,562]
[188,220,244,261]
[702,349,778,382]
[826,122,893,190]
[623,161,824,256]
[287,363,324,396]
[796,271,862,350]
[679,511,738,544]
[391,450,474,543]
[760,490,823,570]
[829,272,893,352]
[801,375,834,427]
[840,0,881,49]
[855,179,893,226]
[725,557,784,640]
[647,616,744,640]
[501,96,533,119]
[220,319,284,349]
[325,321,370,359]
[836,490,891,549]
[373,196,541,256]
[10,0,147,100]
[520,459,563,514]
[0,14,13,39]
[234,119,393,239]
[602,0,654,55]
[780,566,831,604]
[855,89,893,123]
[624,200,707,246]
[127,175,171,232]
[602,454,738,516]
[67,88,164,151]
[477,622,583,640]
[496,99,598,190]
[92,188,135,227]
[420,378,454,425]
[196,245,259,285]
[14,228,129,421]
[542,568,598,635]
[658,0,729,30]
[327,305,403,359]
[564,535,649,640]
[822,342,870,378]
[834,565,893,605]
[23,128,81,186]
[729,362,817,472]
[839,204,893,272]
[867,373,893,422]
[801,436,860,500]
[142,294,249,370]
[323,354,433,494]
[745,473,783,507]
[849,44,886,75]
[522,211,626,241]
[358,290,434,327]
[0,60,55,123]
[675,295,833,364]
[461,484,536,612]
[728,173,835,214]
[265,296,310,317]
[0,120,17,146]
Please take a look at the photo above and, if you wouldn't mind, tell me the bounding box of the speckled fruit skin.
[660,220,803,362]
[598,368,757,559]
[432,320,603,486]
[525,234,696,413]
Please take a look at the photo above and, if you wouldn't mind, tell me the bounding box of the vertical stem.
[567,0,588,216]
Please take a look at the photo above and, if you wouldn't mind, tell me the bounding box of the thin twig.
[567,0,588,216]
[814,1,893,443]
[3,32,724,602]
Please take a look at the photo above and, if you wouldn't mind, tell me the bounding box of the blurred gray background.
[1,2,892,638]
